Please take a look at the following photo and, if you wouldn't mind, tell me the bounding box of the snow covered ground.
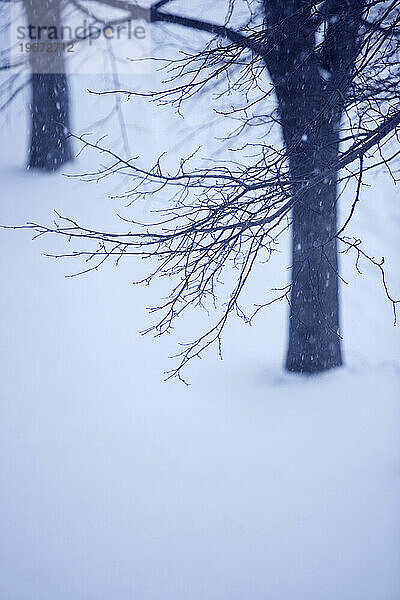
[0,74,399,600]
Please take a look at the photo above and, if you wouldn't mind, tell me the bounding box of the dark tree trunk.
[261,0,358,373]
[23,0,73,171]
[283,119,342,372]
[28,73,72,171]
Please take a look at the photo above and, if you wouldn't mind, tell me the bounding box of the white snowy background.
[0,13,400,599]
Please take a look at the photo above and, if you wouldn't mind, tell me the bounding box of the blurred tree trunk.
[28,72,72,171]
[23,0,73,170]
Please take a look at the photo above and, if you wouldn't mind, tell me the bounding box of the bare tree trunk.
[28,72,72,170]
[263,1,346,373]
[283,118,342,372]
[23,0,73,171]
